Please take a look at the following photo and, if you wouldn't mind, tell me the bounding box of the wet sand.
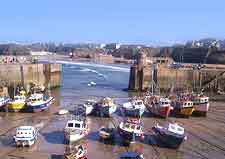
[0,90,225,159]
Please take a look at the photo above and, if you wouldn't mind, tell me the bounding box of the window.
[125,123,130,129]
[75,123,80,128]
[136,126,141,130]
[131,125,135,130]
[68,123,73,127]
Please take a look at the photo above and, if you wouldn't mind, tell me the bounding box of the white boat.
[152,122,187,149]
[14,126,38,147]
[122,99,145,117]
[192,94,209,116]
[118,118,145,143]
[26,93,54,112]
[64,118,89,143]
[58,109,69,115]
[8,91,27,112]
[82,100,96,115]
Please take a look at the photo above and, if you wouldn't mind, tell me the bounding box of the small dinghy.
[152,122,187,149]
[64,144,87,159]
[58,109,69,115]
[120,151,144,159]
[99,126,115,141]
[14,126,38,147]
[81,100,96,115]
[64,117,89,144]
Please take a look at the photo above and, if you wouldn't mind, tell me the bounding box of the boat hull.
[152,127,185,149]
[8,103,26,112]
[118,126,144,143]
[175,107,195,117]
[193,103,209,116]
[64,130,88,143]
[0,98,10,110]
[148,105,172,118]
[26,97,54,112]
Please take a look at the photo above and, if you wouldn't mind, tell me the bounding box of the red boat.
[145,96,173,118]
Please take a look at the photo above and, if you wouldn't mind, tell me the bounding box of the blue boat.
[152,122,187,149]
[0,96,11,110]
[122,99,145,117]
[26,93,54,112]
[118,118,145,144]
[95,97,117,117]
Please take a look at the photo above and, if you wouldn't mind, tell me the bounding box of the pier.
[128,51,225,93]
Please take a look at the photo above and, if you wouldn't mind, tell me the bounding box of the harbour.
[0,62,225,159]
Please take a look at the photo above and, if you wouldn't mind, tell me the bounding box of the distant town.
[1,38,225,65]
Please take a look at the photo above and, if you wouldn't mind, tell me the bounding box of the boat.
[152,122,187,149]
[120,151,144,159]
[0,96,10,110]
[64,144,87,159]
[146,96,173,118]
[58,109,69,115]
[122,99,145,117]
[64,117,89,143]
[98,126,115,141]
[95,97,117,117]
[81,100,96,115]
[118,118,145,144]
[191,94,209,116]
[14,126,38,147]
[8,90,27,112]
[173,99,195,117]
[26,93,54,112]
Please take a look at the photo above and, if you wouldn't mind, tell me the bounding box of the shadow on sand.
[42,130,64,145]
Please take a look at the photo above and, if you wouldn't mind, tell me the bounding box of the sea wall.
[0,63,61,96]
[128,53,225,93]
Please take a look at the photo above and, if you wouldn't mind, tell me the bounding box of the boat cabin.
[165,123,184,135]
[132,100,144,107]
[180,101,193,108]
[28,93,44,103]
[14,95,26,101]
[121,119,142,133]
[157,98,171,105]
[15,126,37,140]
[65,119,87,130]
[194,96,209,104]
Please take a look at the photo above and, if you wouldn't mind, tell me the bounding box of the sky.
[0,0,225,45]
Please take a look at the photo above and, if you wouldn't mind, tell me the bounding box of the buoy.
[140,134,145,141]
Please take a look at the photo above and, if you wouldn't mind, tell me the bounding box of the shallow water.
[0,63,225,159]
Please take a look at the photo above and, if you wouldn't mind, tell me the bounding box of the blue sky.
[0,0,225,45]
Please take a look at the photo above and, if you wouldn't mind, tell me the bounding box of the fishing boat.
[64,117,89,144]
[146,96,173,118]
[120,151,144,159]
[26,93,54,112]
[64,144,87,159]
[81,100,96,115]
[14,126,38,147]
[95,97,117,117]
[99,126,115,141]
[122,99,145,117]
[8,90,27,112]
[173,99,195,117]
[118,118,145,144]
[152,122,187,149]
[192,94,209,116]
[0,96,10,110]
